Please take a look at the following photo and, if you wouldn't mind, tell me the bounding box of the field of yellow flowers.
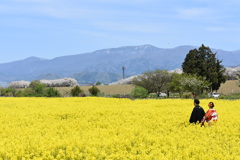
[0,97,239,159]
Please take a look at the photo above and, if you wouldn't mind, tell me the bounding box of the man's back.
[189,105,205,123]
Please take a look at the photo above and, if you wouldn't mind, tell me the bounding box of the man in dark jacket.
[189,99,205,123]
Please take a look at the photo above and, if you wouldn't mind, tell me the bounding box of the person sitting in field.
[189,99,205,123]
[201,102,218,127]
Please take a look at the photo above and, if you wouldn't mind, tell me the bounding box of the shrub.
[111,94,121,98]
[29,81,46,96]
[130,86,148,99]
[14,90,24,97]
[219,93,240,100]
[22,81,61,97]
[182,93,191,99]
[46,88,61,97]
[148,93,158,99]
[71,86,83,97]
[97,92,105,97]
[89,86,100,96]
[0,88,16,97]
[22,88,35,97]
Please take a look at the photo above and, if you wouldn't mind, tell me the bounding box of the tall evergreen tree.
[182,44,226,91]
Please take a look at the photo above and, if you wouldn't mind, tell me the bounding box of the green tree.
[168,73,184,97]
[180,74,210,96]
[29,81,46,96]
[89,86,100,96]
[0,88,16,97]
[22,88,35,97]
[71,86,83,97]
[132,70,172,97]
[182,44,226,91]
[95,81,102,86]
[130,86,148,99]
[15,90,24,97]
[46,87,61,97]
[22,81,62,97]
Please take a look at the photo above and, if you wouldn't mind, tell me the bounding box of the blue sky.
[1,0,240,63]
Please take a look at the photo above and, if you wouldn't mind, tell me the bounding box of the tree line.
[0,81,101,97]
[131,44,227,98]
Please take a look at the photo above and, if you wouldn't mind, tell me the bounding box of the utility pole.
[122,66,125,79]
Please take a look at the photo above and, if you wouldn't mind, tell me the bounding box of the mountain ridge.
[0,44,239,86]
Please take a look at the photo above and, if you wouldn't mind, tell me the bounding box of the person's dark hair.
[209,102,214,108]
[194,99,200,104]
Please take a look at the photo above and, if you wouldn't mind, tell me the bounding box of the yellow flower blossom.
[0,97,239,159]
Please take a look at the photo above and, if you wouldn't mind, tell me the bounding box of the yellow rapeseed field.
[0,97,239,160]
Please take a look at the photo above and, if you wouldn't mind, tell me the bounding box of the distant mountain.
[0,45,239,86]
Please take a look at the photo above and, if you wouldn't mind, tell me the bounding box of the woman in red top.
[201,102,218,127]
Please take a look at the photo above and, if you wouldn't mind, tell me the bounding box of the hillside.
[218,80,240,94]
[56,85,135,97]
